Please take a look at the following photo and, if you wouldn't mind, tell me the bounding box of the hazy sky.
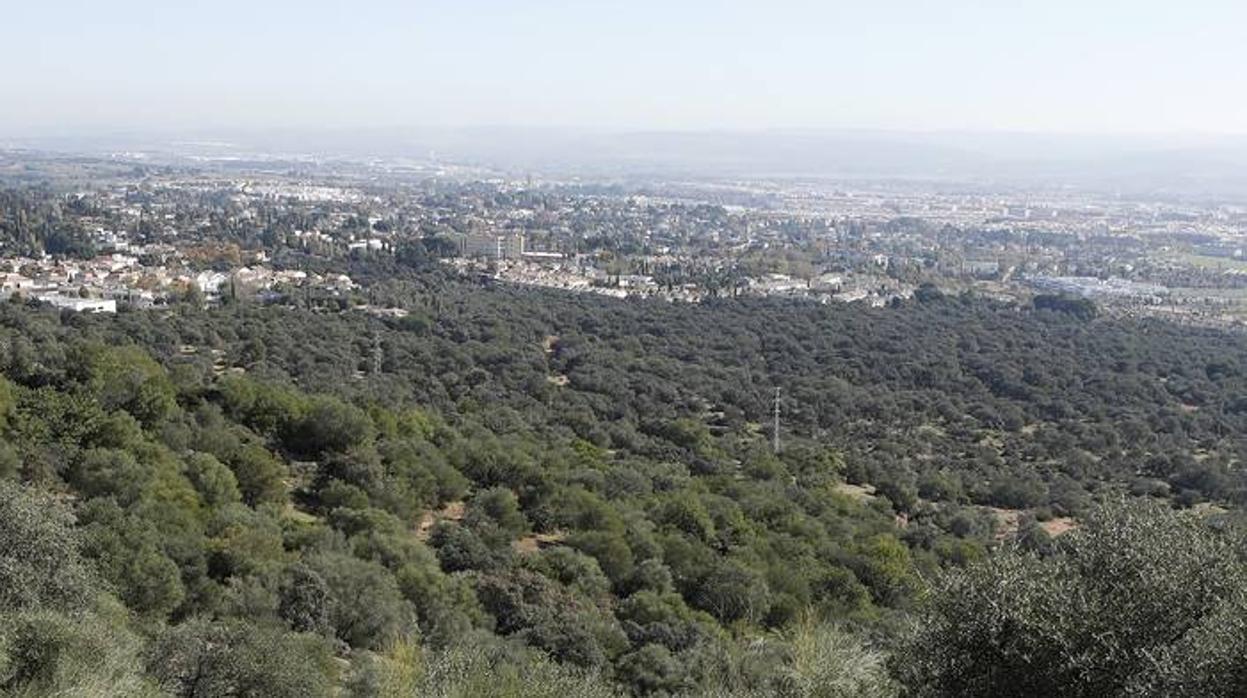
[7,0,1247,137]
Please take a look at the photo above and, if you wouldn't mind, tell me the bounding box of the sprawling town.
[2,148,1245,328]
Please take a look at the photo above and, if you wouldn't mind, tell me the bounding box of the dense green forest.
[2,265,1246,695]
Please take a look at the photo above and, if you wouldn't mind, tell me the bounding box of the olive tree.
[896,498,1247,697]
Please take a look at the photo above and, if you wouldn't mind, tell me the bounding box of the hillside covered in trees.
[2,268,1246,696]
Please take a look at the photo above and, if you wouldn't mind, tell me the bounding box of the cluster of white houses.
[0,253,356,314]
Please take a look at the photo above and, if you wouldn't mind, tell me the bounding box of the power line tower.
[772,387,782,454]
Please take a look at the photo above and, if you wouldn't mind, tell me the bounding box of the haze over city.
[8,0,1247,136]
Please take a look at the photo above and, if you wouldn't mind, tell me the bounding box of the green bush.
[896,499,1247,697]
[148,618,336,697]
[0,480,94,613]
